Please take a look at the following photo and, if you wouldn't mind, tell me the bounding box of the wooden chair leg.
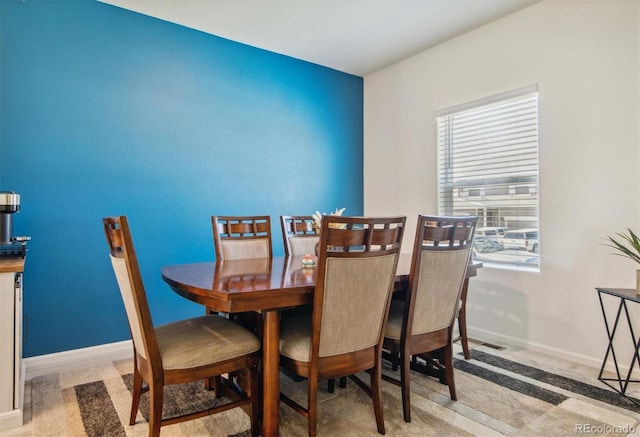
[204,375,222,396]
[459,279,471,360]
[248,366,260,437]
[129,364,142,426]
[444,343,457,401]
[392,350,400,371]
[339,376,347,388]
[328,376,347,393]
[213,376,222,398]
[370,361,386,434]
[458,306,470,360]
[149,381,163,437]
[308,377,319,437]
[435,349,447,385]
[401,350,411,423]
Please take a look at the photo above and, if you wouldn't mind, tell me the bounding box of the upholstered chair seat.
[279,315,313,362]
[382,300,404,342]
[155,315,260,370]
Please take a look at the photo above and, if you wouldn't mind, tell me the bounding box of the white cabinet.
[0,259,24,431]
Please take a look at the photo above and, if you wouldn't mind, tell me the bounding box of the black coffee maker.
[0,191,29,257]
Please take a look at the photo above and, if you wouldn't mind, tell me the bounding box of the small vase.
[636,269,640,295]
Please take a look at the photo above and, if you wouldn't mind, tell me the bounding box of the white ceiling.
[100,0,540,76]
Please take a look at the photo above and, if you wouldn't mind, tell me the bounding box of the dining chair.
[208,215,272,391]
[212,215,272,261]
[280,215,319,257]
[382,215,477,423]
[209,215,272,320]
[103,216,261,437]
[279,215,406,436]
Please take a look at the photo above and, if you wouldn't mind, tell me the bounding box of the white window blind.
[437,88,540,269]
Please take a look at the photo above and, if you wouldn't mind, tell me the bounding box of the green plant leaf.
[607,228,640,264]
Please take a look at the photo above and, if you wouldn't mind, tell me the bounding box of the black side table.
[596,287,640,405]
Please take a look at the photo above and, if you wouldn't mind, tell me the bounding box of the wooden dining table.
[161,254,482,436]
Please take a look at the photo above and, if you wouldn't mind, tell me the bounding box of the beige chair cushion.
[220,238,270,260]
[289,236,319,256]
[385,297,464,341]
[384,300,405,341]
[318,255,396,357]
[280,314,313,362]
[156,315,260,370]
[411,249,470,335]
[111,256,149,360]
[280,254,397,361]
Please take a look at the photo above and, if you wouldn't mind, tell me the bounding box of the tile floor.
[0,340,626,437]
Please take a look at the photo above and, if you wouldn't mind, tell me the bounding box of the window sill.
[474,260,540,273]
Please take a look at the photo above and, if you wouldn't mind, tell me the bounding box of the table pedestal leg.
[262,310,280,436]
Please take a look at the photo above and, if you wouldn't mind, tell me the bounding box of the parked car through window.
[502,229,539,253]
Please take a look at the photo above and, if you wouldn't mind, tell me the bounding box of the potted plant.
[607,228,640,294]
[312,207,346,233]
[311,208,346,255]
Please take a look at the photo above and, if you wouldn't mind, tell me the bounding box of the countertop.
[0,257,25,273]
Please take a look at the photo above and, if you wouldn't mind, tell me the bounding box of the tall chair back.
[103,216,160,369]
[280,215,319,256]
[315,216,404,358]
[407,215,477,336]
[212,215,272,260]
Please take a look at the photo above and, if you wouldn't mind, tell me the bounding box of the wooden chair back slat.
[212,215,273,261]
[102,216,161,369]
[280,215,319,256]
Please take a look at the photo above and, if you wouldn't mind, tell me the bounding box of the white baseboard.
[468,327,608,371]
[24,340,132,380]
[0,408,23,432]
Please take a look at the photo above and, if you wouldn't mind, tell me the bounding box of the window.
[436,86,540,269]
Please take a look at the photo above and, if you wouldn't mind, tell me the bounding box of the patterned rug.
[29,345,640,436]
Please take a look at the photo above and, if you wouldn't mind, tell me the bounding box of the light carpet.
[29,345,640,436]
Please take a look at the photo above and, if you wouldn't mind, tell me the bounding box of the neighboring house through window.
[436,85,540,269]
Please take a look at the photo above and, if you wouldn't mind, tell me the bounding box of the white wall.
[364,0,640,368]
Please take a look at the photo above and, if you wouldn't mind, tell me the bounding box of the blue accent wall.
[1,1,363,357]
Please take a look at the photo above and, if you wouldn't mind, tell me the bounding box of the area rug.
[29,345,640,436]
